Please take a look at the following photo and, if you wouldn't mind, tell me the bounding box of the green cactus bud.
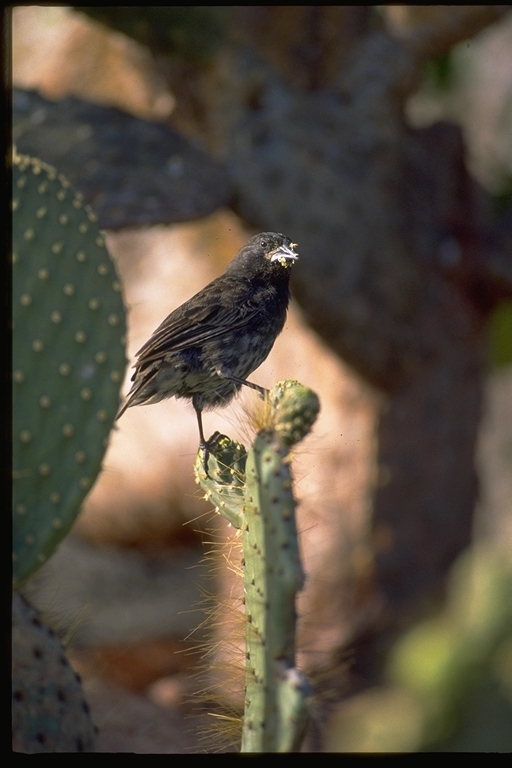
[268,380,320,447]
[12,151,127,587]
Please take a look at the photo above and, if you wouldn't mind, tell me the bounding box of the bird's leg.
[193,396,210,475]
[217,370,268,400]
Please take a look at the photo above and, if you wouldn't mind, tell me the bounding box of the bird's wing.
[134,282,263,365]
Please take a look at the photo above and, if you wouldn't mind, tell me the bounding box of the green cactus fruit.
[12,151,127,587]
[12,593,96,753]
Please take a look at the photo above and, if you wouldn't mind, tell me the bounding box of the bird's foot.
[199,439,211,477]
[258,386,268,401]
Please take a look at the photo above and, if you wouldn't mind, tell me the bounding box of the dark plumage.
[117,232,299,460]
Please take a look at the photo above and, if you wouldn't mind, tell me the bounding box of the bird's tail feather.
[115,369,159,420]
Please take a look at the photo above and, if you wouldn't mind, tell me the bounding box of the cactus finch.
[116,232,299,466]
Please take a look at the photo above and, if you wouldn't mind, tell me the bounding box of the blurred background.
[12,6,512,752]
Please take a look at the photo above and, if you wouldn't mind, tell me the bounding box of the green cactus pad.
[12,593,96,752]
[195,432,247,529]
[12,152,127,587]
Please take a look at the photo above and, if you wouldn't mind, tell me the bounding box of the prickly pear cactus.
[195,380,320,752]
[12,593,96,753]
[194,432,247,529]
[12,151,127,587]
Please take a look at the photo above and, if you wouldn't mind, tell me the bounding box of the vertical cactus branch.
[195,380,320,752]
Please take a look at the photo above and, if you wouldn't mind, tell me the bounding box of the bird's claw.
[200,440,211,478]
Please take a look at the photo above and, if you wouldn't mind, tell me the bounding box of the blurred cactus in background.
[75,6,228,62]
[324,544,512,752]
[12,592,97,753]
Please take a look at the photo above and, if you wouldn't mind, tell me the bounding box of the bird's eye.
[260,239,268,249]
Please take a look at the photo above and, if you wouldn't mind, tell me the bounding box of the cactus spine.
[195,380,320,752]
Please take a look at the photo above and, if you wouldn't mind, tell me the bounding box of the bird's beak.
[270,242,299,265]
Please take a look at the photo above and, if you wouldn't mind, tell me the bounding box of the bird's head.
[227,232,299,279]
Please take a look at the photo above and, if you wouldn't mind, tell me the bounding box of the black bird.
[117,232,299,463]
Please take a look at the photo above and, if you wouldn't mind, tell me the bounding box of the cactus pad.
[195,432,247,529]
[12,152,127,586]
[12,593,96,753]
